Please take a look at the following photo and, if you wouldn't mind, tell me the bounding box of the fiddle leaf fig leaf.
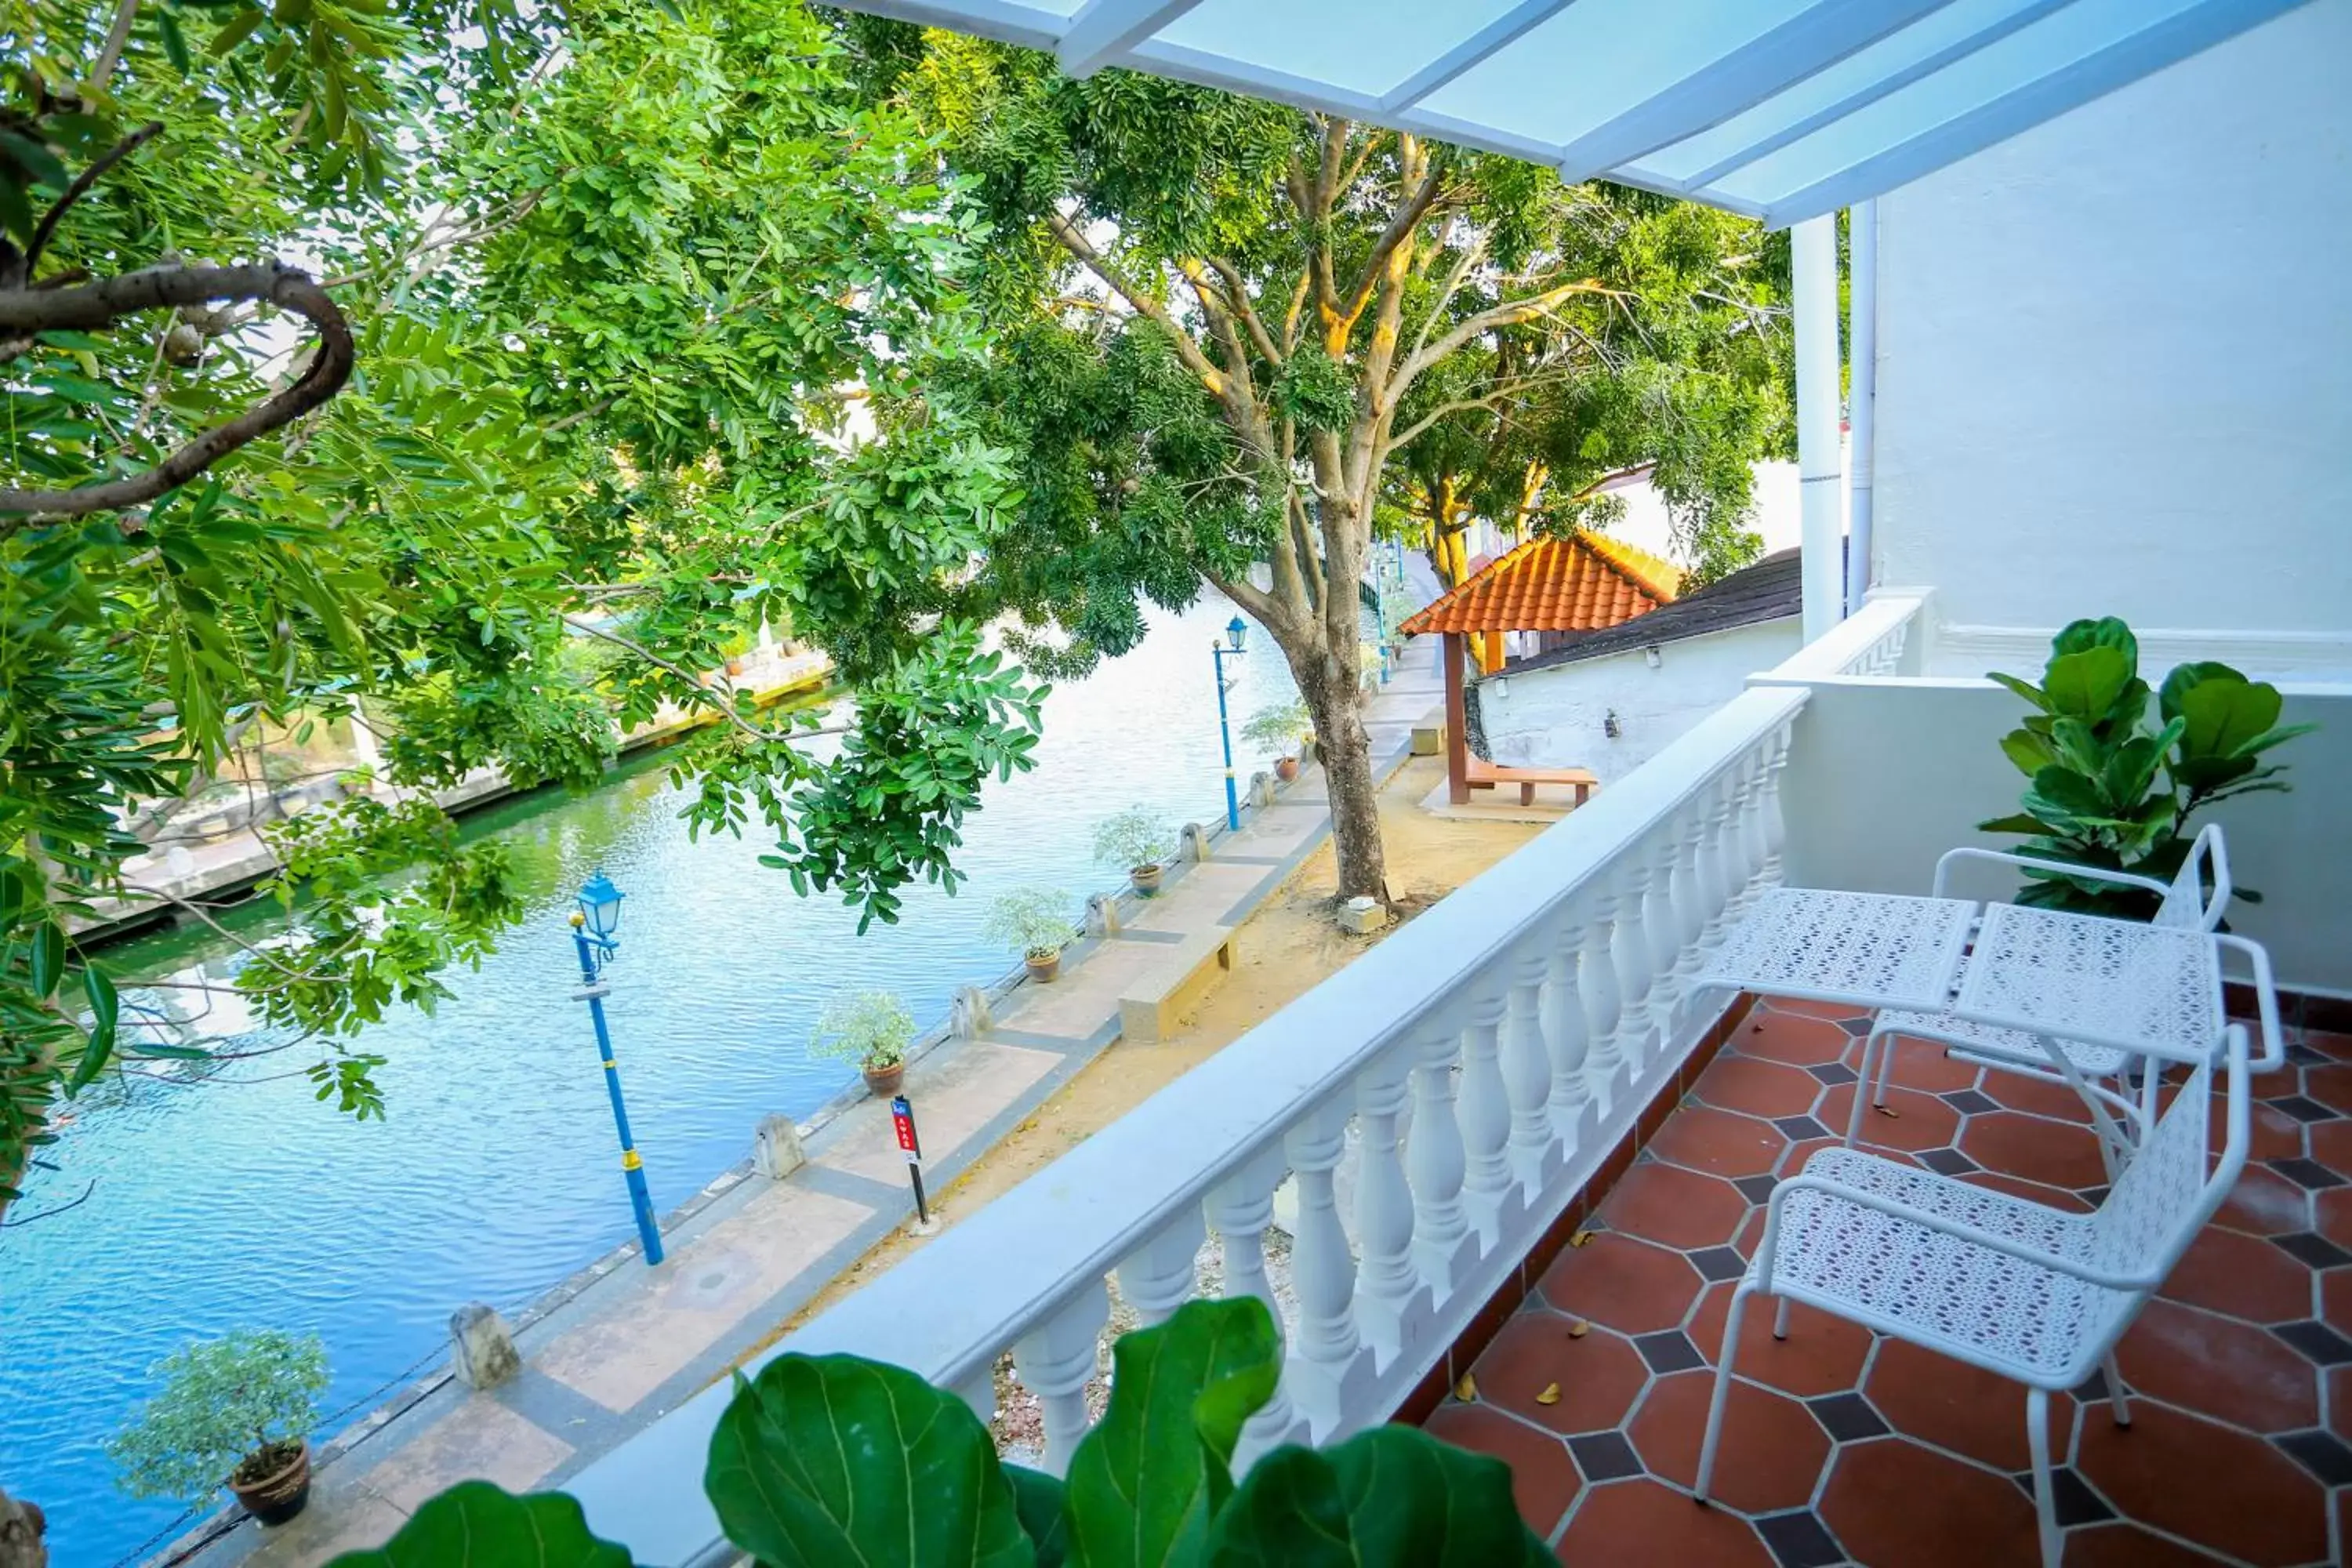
[706,1354,1035,1568]
[1006,1465,1069,1568]
[2051,616,2138,670]
[1204,1427,1552,1568]
[2024,766,2108,826]
[1062,1295,1282,1568]
[2041,648,2132,724]
[1977,812,2049,837]
[1998,728,2056,779]
[2158,659,2241,724]
[1985,670,2050,713]
[2176,676,2281,760]
[325,1482,631,1566]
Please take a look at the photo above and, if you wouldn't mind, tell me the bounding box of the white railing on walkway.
[1755,590,1927,682]
[570,684,1813,1566]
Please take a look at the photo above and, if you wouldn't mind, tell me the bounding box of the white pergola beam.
[1555,0,1962,184]
[1677,0,2080,193]
[1379,0,1580,113]
[1760,0,2313,228]
[1059,0,1206,77]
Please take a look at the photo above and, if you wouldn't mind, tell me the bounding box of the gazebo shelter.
[1400,533,1681,805]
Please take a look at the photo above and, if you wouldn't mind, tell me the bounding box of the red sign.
[890,1095,920,1163]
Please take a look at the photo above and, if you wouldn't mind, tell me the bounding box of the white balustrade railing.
[571,684,1812,1566]
[1754,590,1926,682]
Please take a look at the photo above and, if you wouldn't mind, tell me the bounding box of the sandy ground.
[779,753,1544,1333]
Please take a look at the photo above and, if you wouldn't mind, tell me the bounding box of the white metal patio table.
[1697,887,1977,1012]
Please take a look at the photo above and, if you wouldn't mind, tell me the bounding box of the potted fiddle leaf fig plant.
[811,989,916,1098]
[1243,699,1313,782]
[1094,807,1177,897]
[107,1330,329,1527]
[1983,616,2314,918]
[984,887,1079,983]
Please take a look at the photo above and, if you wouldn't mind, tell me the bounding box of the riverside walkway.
[172,634,1446,1568]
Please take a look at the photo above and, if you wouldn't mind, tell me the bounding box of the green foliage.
[1240,700,1311,753]
[345,1298,1548,1568]
[1092,807,1175,873]
[809,989,915,1072]
[325,1483,627,1568]
[1982,617,2314,916]
[106,1329,328,1504]
[983,887,1078,960]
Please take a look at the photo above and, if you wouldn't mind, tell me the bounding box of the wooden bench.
[1465,756,1597,807]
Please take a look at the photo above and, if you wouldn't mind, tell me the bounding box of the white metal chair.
[1846,825,2281,1162]
[1700,1025,2252,1568]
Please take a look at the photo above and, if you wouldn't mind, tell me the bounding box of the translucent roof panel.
[827,0,2314,226]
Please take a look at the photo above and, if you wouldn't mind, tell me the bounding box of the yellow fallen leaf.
[1569,1229,1595,1248]
[1874,1102,1901,1119]
[1454,1373,1477,1402]
[1536,1382,1561,1406]
[1567,1319,1592,1339]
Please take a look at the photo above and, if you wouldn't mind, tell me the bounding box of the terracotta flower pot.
[1025,950,1062,983]
[862,1062,906,1098]
[1130,863,1163,897]
[230,1440,312,1527]
[1275,755,1300,782]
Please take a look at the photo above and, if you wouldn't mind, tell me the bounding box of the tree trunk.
[1296,653,1388,904]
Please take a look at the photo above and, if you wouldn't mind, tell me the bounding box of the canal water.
[0,597,1308,1567]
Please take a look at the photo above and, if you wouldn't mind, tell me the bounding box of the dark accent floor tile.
[2275,1319,2352,1365]
[2009,1466,2114,1528]
[1807,1062,1858,1086]
[2275,1428,2352,1486]
[2272,1231,2352,1270]
[2287,1042,2331,1068]
[1943,1088,1998,1116]
[2074,1367,2110,1403]
[1836,1018,1873,1036]
[1918,1147,1979,1177]
[1807,1391,1887,1443]
[1690,1246,1748,1283]
[1755,1508,1845,1568]
[1635,1329,1704,1374]
[2079,1185,2110,1207]
[2271,1157,2346,1191]
[1567,1429,1643,1483]
[1733,1174,1780,1206]
[1773,1115,1832,1142]
[2274,1094,2342,1124]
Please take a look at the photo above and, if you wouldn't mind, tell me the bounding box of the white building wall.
[1477,619,1801,786]
[1872,0,2352,666]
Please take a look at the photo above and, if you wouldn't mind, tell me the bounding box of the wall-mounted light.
[1494,674,1510,698]
[1603,710,1621,739]
[1643,644,1662,669]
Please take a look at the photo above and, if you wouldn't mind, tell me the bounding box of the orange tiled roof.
[1400,534,1681,636]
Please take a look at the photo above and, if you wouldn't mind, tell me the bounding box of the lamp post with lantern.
[568,870,663,1265]
[1211,614,1250,832]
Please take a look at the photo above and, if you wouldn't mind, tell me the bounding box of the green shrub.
[808,989,916,1072]
[107,1330,328,1504]
[332,1298,1548,1567]
[984,887,1079,960]
[1240,700,1311,753]
[1093,807,1175,872]
[1983,617,2314,917]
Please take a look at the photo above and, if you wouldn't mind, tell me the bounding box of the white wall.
[1477,619,1801,785]
[1872,0,2352,656]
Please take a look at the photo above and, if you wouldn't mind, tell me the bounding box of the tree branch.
[1330,152,1445,345]
[1044,211,1229,399]
[18,121,164,283]
[1387,279,1621,408]
[91,0,140,93]
[1203,257,1282,367]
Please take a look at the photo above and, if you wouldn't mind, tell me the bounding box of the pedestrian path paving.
[177,635,1447,1568]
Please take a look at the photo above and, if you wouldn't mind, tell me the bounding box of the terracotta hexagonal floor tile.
[2305,1029,2352,1062]
[1820,1438,2039,1568]
[1469,1312,1653,1437]
[1960,1169,2094,1212]
[2061,1523,2235,1566]
[2316,1187,2352,1251]
[1552,1478,1777,1566]
[2302,1064,2352,1116]
[2309,1117,2352,1179]
[1650,1105,1786,1178]
[1423,1402,1582,1537]
[1598,1161,1749,1251]
[1980,1070,2097,1124]
[1766,998,1871,1025]
[1686,1283,1873,1398]
[1960,1110,2111,1191]
[2075,1400,2328,1566]
[2114,1298,2320,1433]
[1864,1337,2074,1472]
[2217,1163,2315,1236]
[1537,1232,1704,1336]
[1855,1038,1986,1097]
[1628,1370,1830,1515]
[1736,1009,1853,1068]
[2324,1270,2352,1338]
[1693,1056,1828,1120]
[1813,1083,1963,1152]
[2158,1225,2320,1325]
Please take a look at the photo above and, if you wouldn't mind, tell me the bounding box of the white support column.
[1793,213,1844,643]
[1846,199,1877,616]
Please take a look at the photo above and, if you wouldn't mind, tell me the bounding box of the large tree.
[0,1,1040,1213]
[845,27,1793,902]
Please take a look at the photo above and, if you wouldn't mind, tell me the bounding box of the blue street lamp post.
[1211,615,1250,832]
[568,871,663,1266]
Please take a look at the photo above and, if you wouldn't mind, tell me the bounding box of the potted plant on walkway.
[1094,807,1176,897]
[983,887,1079,983]
[107,1330,328,1527]
[1243,699,1313,782]
[812,989,916,1098]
